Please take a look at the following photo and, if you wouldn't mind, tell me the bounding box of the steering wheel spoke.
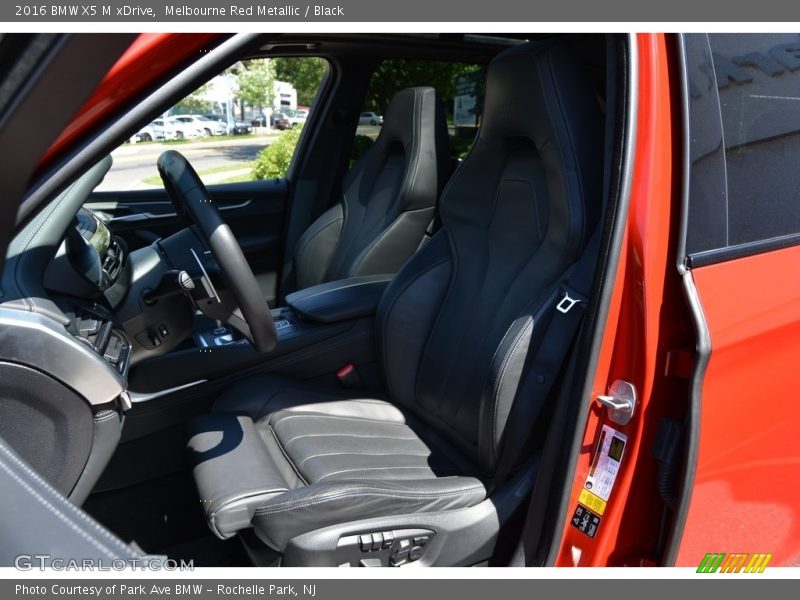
[157,150,277,353]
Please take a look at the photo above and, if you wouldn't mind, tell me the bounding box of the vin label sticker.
[581,425,627,516]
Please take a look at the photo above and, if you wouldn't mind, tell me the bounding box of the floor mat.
[83,470,249,566]
[158,535,249,567]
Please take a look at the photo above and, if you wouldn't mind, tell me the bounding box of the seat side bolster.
[346,206,435,278]
[251,477,487,551]
[292,203,344,291]
[188,414,295,539]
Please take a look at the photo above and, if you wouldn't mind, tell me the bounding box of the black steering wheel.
[157,150,277,353]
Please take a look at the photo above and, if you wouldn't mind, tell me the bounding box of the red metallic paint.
[676,245,800,567]
[39,33,223,170]
[555,33,686,566]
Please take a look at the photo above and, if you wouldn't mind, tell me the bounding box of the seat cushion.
[190,376,486,550]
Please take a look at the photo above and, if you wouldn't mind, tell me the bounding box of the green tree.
[273,57,328,106]
[252,127,303,180]
[365,59,483,117]
[236,59,276,118]
[173,82,212,114]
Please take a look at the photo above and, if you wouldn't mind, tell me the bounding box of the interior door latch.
[596,379,636,425]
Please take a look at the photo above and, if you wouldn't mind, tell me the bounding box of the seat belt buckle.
[336,363,363,389]
[556,287,584,314]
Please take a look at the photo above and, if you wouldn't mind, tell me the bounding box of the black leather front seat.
[189,41,602,559]
[284,86,450,294]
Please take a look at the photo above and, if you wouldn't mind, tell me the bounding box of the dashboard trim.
[128,379,207,403]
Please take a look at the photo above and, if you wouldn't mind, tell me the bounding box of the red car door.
[675,32,800,568]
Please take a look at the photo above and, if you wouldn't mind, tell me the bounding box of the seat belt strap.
[490,225,601,491]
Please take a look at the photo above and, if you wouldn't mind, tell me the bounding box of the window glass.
[97,57,328,192]
[685,34,800,257]
[351,59,486,165]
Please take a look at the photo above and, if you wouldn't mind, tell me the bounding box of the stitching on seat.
[315,473,460,482]
[272,414,409,428]
[281,432,420,448]
[297,451,431,466]
[209,487,287,536]
[266,423,309,486]
[0,444,132,558]
[253,484,486,516]
[211,487,288,515]
[316,465,442,482]
[491,317,533,465]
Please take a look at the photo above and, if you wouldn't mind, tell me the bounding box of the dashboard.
[39,207,134,382]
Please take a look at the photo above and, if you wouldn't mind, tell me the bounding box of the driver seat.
[188,40,603,562]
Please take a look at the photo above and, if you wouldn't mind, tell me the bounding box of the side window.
[97,57,328,192]
[351,59,486,165]
[684,34,800,261]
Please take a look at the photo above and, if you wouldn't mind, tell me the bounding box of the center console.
[127,275,394,396]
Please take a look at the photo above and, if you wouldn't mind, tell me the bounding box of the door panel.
[86,178,289,304]
[676,247,800,566]
[675,33,800,566]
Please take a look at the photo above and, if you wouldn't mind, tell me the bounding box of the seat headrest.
[461,40,603,255]
[377,86,446,150]
[481,41,601,166]
[348,85,450,209]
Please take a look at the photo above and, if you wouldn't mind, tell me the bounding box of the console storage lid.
[285,275,393,324]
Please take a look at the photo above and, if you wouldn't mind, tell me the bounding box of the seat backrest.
[290,86,450,292]
[377,41,603,475]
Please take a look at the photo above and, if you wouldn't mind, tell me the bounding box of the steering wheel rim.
[157,150,277,353]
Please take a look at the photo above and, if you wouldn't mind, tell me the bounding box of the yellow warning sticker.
[578,488,608,516]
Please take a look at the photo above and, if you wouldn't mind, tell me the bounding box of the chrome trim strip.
[662,35,712,566]
[190,247,220,303]
[128,379,207,403]
[108,200,252,224]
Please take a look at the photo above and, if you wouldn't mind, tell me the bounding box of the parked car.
[202,114,230,135]
[131,123,157,143]
[225,119,253,135]
[149,118,182,141]
[275,108,308,130]
[172,114,225,136]
[203,114,254,135]
[359,111,383,125]
[273,111,290,130]
[1,32,799,572]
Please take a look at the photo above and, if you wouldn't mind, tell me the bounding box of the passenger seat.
[283,86,450,295]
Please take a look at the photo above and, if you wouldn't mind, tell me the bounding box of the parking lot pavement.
[98,132,279,191]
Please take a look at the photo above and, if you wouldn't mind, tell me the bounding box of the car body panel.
[675,244,800,567]
[359,111,383,125]
[39,33,224,171]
